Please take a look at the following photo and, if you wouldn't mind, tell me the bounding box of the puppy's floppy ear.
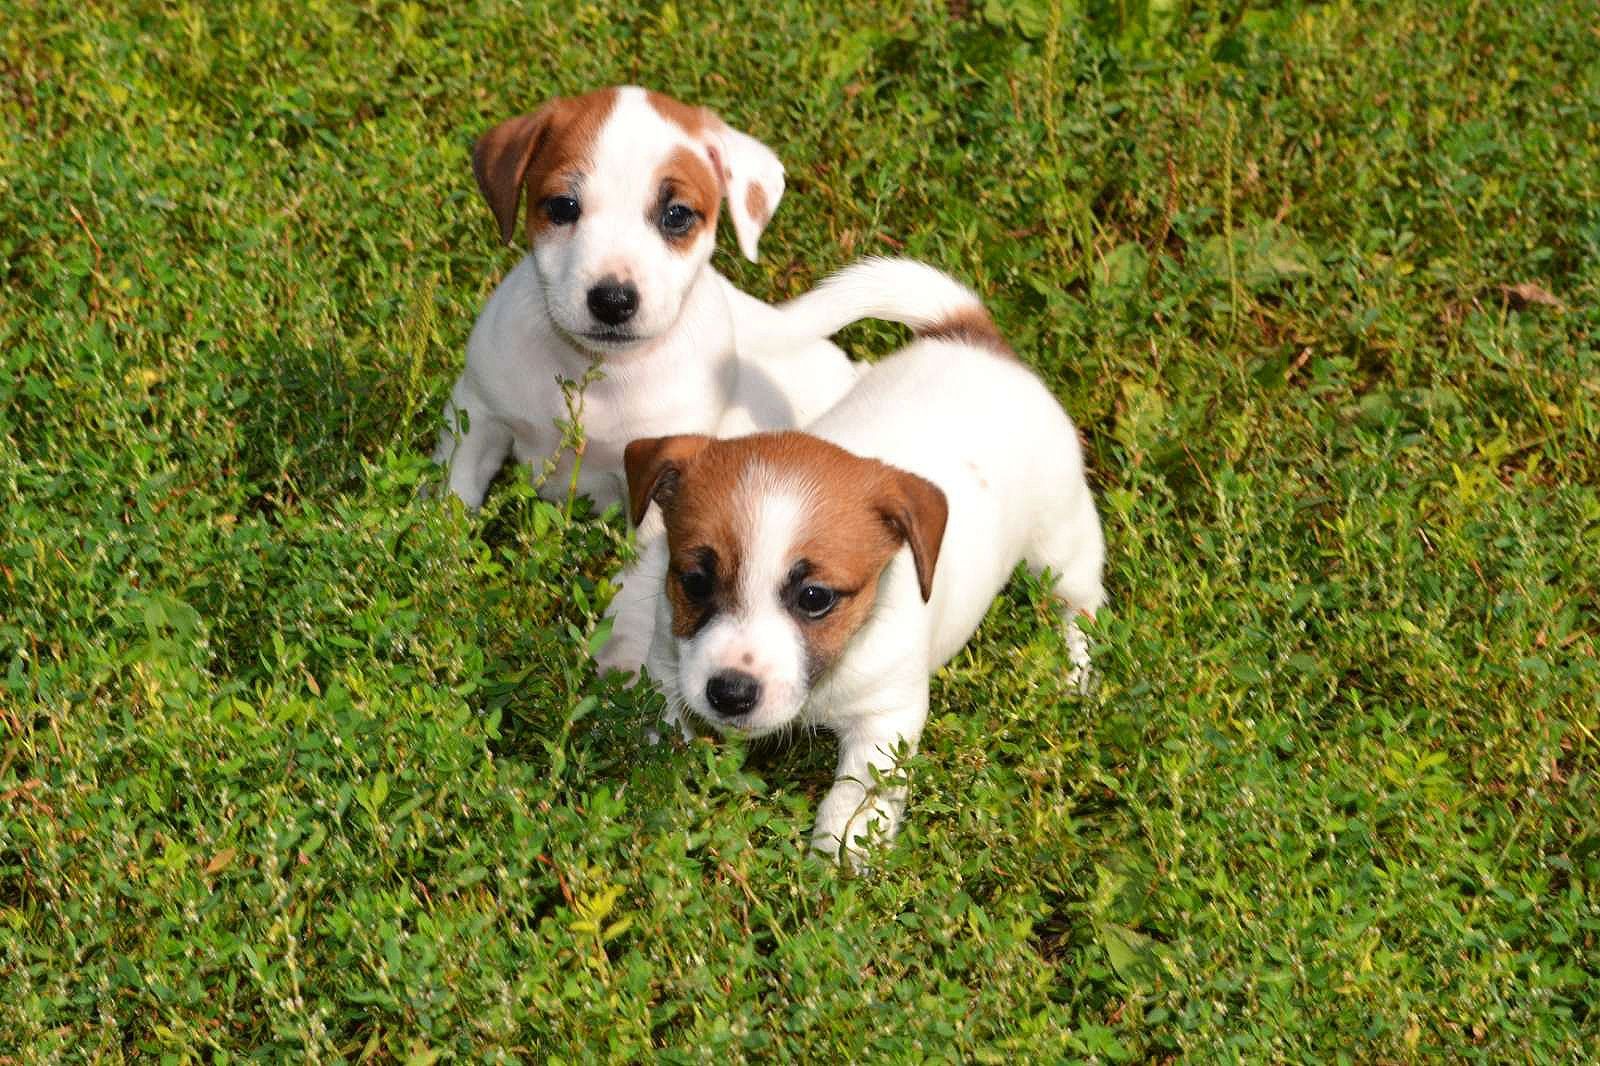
[623,435,712,526]
[473,107,559,246]
[707,119,786,262]
[876,467,949,603]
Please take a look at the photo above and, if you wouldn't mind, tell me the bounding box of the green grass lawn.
[4,0,1598,1060]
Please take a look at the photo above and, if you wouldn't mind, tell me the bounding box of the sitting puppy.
[621,259,1106,861]
[434,86,859,509]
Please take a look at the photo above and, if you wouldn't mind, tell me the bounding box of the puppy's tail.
[750,257,1011,355]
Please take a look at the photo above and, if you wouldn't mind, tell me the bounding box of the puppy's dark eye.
[679,570,713,604]
[794,584,837,619]
[661,203,697,236]
[544,196,581,225]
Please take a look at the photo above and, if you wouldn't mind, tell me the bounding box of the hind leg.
[1025,491,1106,692]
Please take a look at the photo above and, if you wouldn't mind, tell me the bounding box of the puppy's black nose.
[586,279,639,325]
[705,670,761,717]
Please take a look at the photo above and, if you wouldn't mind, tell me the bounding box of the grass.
[3,0,1598,1060]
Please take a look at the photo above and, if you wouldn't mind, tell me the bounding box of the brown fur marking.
[471,88,618,246]
[744,183,770,227]
[653,146,722,252]
[916,306,1013,356]
[622,434,711,526]
[645,90,713,138]
[655,442,750,640]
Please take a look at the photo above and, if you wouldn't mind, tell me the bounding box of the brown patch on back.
[744,184,770,228]
[650,433,949,673]
[471,88,618,246]
[916,306,1014,357]
[653,146,722,252]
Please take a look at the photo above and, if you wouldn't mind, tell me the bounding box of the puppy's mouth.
[563,326,652,353]
[543,302,653,353]
[694,707,777,740]
[718,717,785,740]
[579,328,638,343]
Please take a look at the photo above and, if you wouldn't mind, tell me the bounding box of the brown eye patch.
[651,147,720,251]
[785,522,901,681]
[780,560,860,622]
[666,545,733,639]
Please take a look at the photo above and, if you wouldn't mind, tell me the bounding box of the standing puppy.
[435,86,858,509]
[623,259,1106,861]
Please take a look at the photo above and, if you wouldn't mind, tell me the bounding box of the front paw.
[1065,661,1098,696]
[810,833,867,872]
[810,832,881,873]
[810,785,902,869]
[645,703,698,746]
[593,630,647,680]
[1064,621,1097,696]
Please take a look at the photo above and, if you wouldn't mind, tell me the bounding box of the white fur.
[640,259,1108,863]
[434,86,860,510]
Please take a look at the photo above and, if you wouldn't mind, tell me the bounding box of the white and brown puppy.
[622,259,1107,861]
[434,85,858,509]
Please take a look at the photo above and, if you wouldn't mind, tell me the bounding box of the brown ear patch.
[622,434,711,525]
[473,111,548,246]
[472,88,618,246]
[744,184,770,228]
[876,469,949,602]
[916,306,1013,357]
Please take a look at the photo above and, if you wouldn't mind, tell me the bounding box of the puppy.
[622,259,1107,861]
[434,86,859,509]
